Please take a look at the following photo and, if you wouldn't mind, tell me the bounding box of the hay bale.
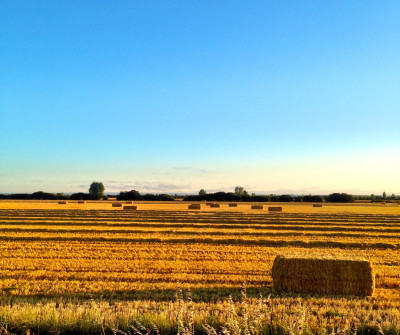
[112,203,122,207]
[268,206,282,212]
[206,203,214,206]
[251,205,263,210]
[188,204,201,210]
[313,204,322,207]
[125,201,133,204]
[272,255,375,296]
[210,203,220,208]
[58,201,67,205]
[123,205,137,210]
[229,203,238,207]
[77,201,86,204]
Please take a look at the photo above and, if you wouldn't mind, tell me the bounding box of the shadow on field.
[1,286,274,304]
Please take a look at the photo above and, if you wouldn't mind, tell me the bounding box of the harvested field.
[0,200,399,333]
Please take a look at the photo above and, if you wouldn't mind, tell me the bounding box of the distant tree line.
[116,190,174,201]
[0,191,69,200]
[183,192,324,202]
[0,182,397,203]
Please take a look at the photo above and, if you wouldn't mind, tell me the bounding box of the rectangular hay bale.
[58,201,67,204]
[313,204,322,207]
[272,255,375,296]
[123,205,137,210]
[112,203,122,207]
[206,203,214,206]
[188,204,201,210]
[251,205,263,209]
[268,206,282,212]
[210,204,220,208]
[78,201,86,204]
[229,203,238,207]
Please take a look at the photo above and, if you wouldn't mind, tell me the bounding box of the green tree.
[199,189,207,196]
[383,191,387,200]
[234,186,245,196]
[89,182,105,200]
[371,194,376,201]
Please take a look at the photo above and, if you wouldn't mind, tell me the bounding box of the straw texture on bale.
[189,204,201,210]
[125,201,133,204]
[272,255,375,296]
[77,201,86,204]
[112,203,122,207]
[123,206,137,210]
[58,201,67,205]
[210,204,220,208]
[206,203,214,206]
[313,204,323,207]
[229,203,238,207]
[268,206,283,212]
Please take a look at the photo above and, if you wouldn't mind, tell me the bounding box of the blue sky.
[1,1,399,194]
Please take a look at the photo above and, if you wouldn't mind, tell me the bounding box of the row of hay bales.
[58,201,85,204]
[112,202,137,210]
[189,204,285,211]
[272,255,375,296]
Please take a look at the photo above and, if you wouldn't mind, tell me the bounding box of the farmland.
[0,200,399,334]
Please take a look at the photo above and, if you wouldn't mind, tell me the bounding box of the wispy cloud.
[105,181,194,193]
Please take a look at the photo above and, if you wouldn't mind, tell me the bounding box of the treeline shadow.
[1,286,275,304]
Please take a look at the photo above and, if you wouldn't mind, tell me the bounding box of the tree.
[279,194,293,202]
[199,189,207,196]
[234,186,245,196]
[117,190,141,200]
[326,193,354,203]
[383,192,387,200]
[371,194,376,201]
[89,182,105,200]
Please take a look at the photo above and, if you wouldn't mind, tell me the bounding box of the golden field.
[0,200,399,334]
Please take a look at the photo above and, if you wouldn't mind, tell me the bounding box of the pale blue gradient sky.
[1,1,399,194]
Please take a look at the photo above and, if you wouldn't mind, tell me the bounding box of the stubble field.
[0,200,399,334]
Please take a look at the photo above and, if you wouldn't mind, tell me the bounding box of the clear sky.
[1,1,399,195]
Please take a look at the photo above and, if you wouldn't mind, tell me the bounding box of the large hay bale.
[188,204,201,210]
[125,201,133,204]
[78,201,86,204]
[313,204,322,207]
[206,203,214,206]
[58,201,67,204]
[123,205,137,210]
[210,203,220,208]
[112,203,122,207]
[272,255,375,296]
[229,203,238,207]
[268,206,282,212]
[251,205,263,210]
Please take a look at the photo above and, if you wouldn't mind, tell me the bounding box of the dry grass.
[2,200,400,214]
